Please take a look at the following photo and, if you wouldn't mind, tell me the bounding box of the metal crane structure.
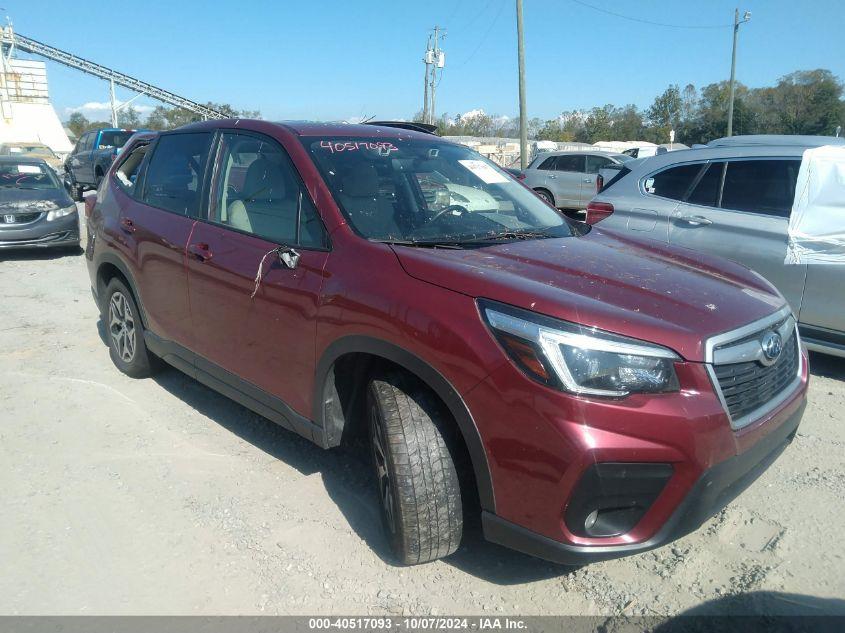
[0,25,227,123]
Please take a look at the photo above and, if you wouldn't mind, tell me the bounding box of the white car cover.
[786,145,845,264]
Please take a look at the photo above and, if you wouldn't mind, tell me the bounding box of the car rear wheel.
[104,278,160,378]
[367,371,463,565]
[534,188,554,206]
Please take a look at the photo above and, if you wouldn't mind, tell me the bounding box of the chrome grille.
[0,212,42,225]
[713,331,799,420]
[705,307,802,430]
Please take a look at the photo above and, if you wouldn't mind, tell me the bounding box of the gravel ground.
[0,210,843,616]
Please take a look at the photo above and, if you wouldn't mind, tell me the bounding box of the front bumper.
[481,399,805,564]
[0,214,80,249]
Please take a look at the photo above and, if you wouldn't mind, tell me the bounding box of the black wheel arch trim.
[313,335,496,512]
[94,251,149,327]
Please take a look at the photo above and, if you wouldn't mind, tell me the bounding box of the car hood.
[0,188,73,213]
[391,228,787,361]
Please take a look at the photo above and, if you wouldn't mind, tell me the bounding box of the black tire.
[367,371,463,565]
[103,278,160,378]
[94,169,104,189]
[74,185,85,202]
[534,188,555,206]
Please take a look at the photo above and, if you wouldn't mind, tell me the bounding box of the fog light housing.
[565,463,673,538]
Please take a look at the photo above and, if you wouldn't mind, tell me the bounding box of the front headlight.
[46,205,77,222]
[480,300,680,397]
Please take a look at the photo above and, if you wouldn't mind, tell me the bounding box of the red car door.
[116,131,214,349]
[185,131,330,419]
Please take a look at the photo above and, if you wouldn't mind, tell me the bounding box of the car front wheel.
[367,371,463,565]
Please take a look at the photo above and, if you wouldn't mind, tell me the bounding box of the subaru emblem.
[760,331,783,365]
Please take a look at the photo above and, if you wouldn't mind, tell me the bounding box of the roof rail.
[708,134,845,148]
[365,121,439,135]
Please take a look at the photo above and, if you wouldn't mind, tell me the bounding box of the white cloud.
[65,101,155,118]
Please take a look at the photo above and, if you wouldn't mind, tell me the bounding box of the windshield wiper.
[375,239,465,249]
[462,230,555,243]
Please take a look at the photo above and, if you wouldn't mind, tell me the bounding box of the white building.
[0,58,73,157]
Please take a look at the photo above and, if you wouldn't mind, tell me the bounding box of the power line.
[568,0,733,30]
[456,0,507,68]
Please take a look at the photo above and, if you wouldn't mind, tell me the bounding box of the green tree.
[612,104,644,140]
[67,112,90,137]
[584,105,615,142]
[645,85,682,143]
[767,69,843,135]
[117,106,141,128]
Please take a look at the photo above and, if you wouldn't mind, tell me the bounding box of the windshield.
[2,145,56,158]
[0,162,59,189]
[98,131,134,149]
[303,136,576,243]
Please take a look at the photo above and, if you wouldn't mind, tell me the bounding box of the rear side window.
[585,155,612,174]
[537,156,556,170]
[554,154,585,172]
[686,162,724,207]
[142,132,213,216]
[599,165,630,193]
[720,159,801,217]
[644,163,704,201]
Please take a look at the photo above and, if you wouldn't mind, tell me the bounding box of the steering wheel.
[429,204,469,224]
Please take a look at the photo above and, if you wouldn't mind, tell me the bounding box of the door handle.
[120,218,135,233]
[548,174,557,179]
[188,242,213,262]
[678,214,713,226]
[583,178,593,183]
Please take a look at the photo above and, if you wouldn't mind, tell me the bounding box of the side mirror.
[277,245,300,270]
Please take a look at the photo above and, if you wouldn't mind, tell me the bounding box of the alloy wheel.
[108,291,136,363]
[370,405,396,534]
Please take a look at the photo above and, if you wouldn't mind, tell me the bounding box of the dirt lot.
[1,210,843,616]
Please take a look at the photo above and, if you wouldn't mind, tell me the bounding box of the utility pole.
[422,34,433,124]
[426,26,445,125]
[727,8,751,137]
[109,79,118,127]
[516,0,528,169]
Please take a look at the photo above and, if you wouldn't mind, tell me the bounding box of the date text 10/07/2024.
[307,617,529,631]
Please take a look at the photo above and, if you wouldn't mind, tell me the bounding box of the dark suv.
[85,120,808,565]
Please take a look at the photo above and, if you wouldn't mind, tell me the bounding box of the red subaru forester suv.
[85,120,808,565]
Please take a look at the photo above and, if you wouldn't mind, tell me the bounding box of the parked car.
[65,127,143,199]
[0,142,64,174]
[85,120,807,566]
[521,150,630,211]
[588,134,845,358]
[0,156,79,251]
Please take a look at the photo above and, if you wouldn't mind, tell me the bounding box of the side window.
[210,132,327,248]
[114,142,150,196]
[537,156,556,170]
[720,159,801,217]
[554,154,585,172]
[78,132,94,152]
[686,162,725,207]
[585,155,612,174]
[142,132,213,216]
[643,163,704,201]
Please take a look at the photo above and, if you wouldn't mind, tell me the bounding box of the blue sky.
[7,0,844,123]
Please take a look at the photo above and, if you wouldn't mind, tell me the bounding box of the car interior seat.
[338,162,401,238]
[228,158,297,242]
